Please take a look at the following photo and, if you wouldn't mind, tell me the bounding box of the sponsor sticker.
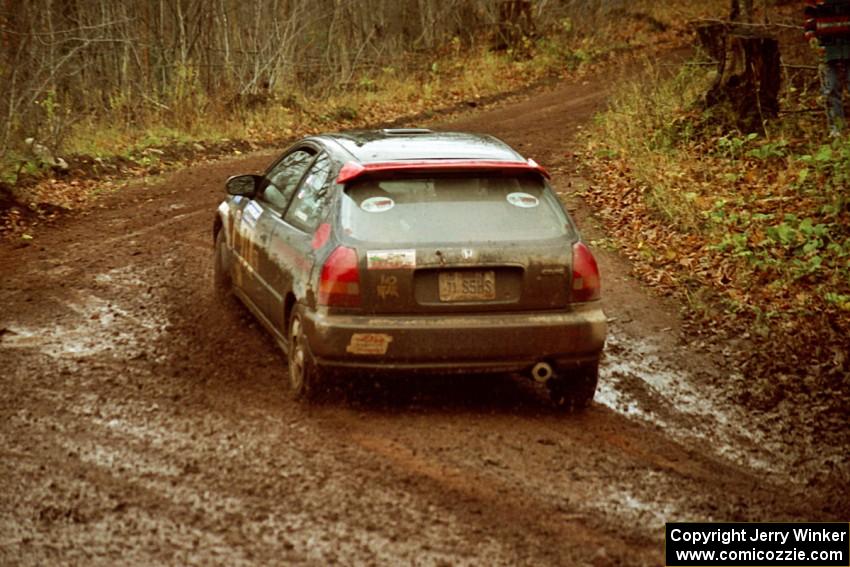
[346,333,393,355]
[367,249,416,270]
[507,192,540,208]
[243,201,262,228]
[376,275,399,300]
[360,196,395,213]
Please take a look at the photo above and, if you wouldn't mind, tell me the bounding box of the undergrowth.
[0,42,563,187]
[586,57,849,409]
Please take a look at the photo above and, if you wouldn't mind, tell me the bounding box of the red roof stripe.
[335,159,550,184]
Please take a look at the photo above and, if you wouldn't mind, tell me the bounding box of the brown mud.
[1,73,848,566]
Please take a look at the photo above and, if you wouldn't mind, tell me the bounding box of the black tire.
[213,229,232,298]
[288,313,323,401]
[548,361,599,412]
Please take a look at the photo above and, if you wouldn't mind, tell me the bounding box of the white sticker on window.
[507,192,540,208]
[360,196,395,213]
[367,249,416,270]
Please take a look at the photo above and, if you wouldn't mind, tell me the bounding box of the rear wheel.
[548,361,598,412]
[213,229,232,298]
[288,314,323,401]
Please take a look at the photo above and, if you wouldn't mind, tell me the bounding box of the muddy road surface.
[1,76,848,566]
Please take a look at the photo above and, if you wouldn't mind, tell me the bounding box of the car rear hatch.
[337,163,578,314]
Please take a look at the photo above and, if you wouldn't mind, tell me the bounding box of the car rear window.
[340,174,573,244]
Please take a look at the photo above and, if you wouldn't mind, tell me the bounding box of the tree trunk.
[730,0,754,23]
[494,0,534,53]
[699,26,781,133]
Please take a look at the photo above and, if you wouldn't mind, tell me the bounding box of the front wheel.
[548,361,598,412]
[288,314,323,401]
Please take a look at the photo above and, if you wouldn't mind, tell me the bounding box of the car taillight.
[318,246,361,307]
[570,242,600,302]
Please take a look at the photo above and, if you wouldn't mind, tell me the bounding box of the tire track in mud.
[314,399,830,536]
[1,75,848,566]
[2,349,526,565]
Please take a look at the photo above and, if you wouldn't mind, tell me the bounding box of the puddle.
[596,329,779,474]
[595,475,684,531]
[94,266,149,288]
[0,267,167,359]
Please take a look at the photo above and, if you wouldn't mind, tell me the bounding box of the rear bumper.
[302,304,606,373]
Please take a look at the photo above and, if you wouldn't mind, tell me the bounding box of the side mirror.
[225,174,262,197]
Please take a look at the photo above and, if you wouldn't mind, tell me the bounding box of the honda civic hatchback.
[213,129,606,409]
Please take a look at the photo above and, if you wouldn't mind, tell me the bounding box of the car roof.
[317,129,525,164]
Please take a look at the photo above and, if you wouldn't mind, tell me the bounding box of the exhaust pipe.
[531,362,554,383]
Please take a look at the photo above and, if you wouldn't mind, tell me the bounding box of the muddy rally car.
[213,129,606,408]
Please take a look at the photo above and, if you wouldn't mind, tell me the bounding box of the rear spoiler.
[336,159,550,184]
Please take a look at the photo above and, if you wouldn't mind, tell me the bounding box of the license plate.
[438,271,496,302]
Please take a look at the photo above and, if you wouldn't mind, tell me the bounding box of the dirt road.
[1,74,847,566]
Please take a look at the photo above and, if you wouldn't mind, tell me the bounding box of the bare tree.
[0,0,635,163]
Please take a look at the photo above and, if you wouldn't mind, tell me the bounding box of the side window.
[284,153,332,232]
[261,149,314,211]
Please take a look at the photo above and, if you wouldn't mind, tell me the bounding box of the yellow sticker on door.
[346,333,393,355]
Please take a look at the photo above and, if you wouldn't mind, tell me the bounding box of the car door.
[241,148,316,326]
[267,152,334,329]
[230,194,267,306]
